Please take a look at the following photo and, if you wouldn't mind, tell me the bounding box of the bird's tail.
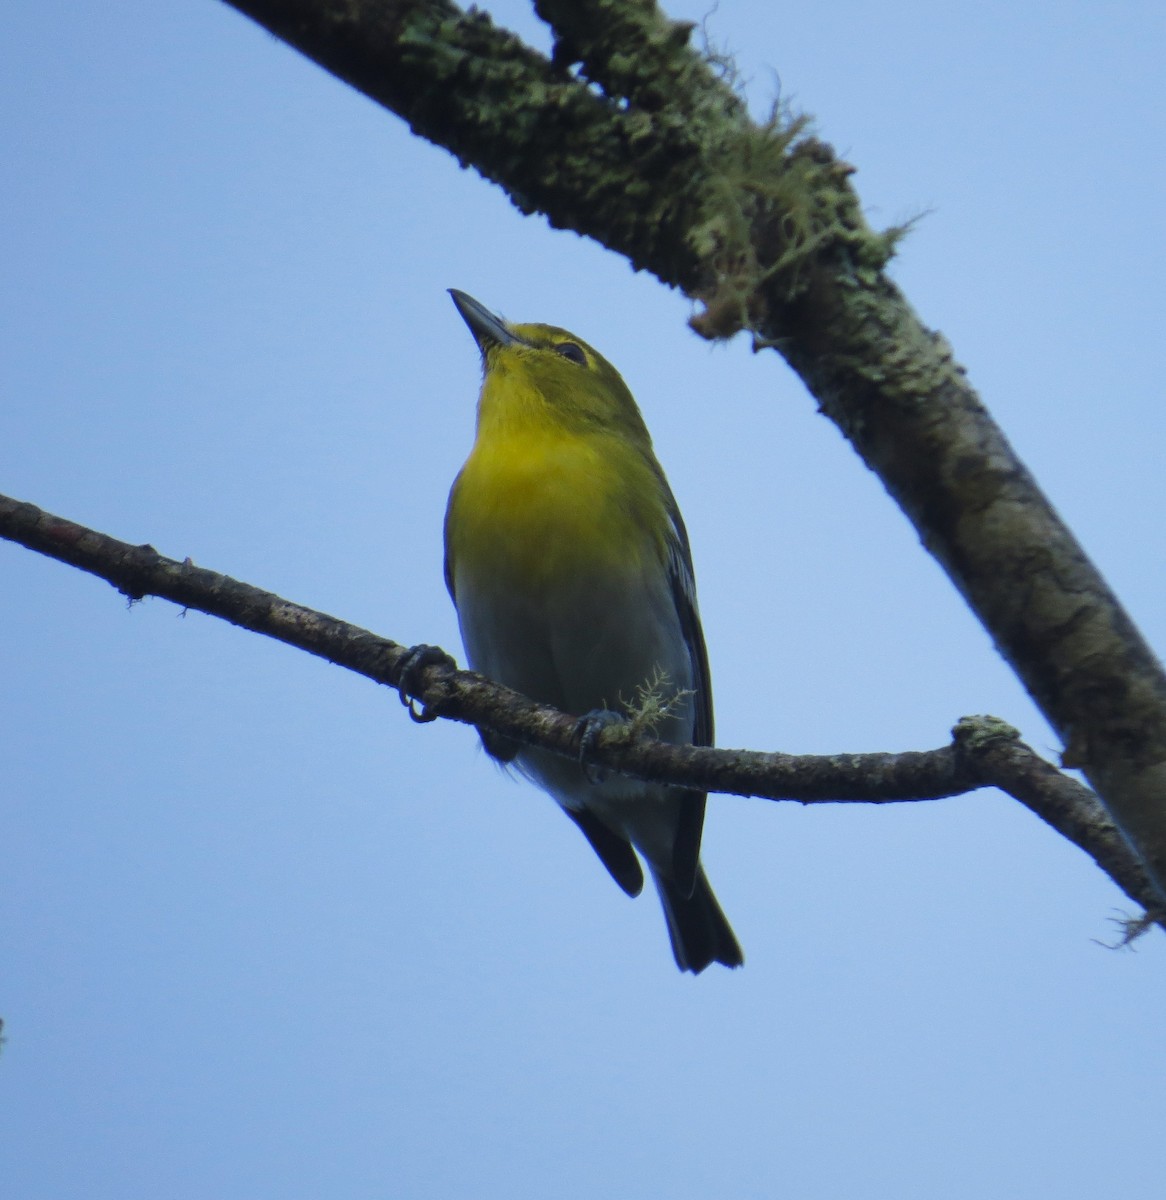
[652,866,743,974]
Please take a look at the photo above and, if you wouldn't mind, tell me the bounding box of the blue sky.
[3,2,1165,1197]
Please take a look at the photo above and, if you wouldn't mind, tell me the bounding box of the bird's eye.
[554,342,587,365]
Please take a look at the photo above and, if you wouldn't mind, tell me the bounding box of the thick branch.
[217,0,716,285]
[3,493,1160,929]
[217,0,1166,905]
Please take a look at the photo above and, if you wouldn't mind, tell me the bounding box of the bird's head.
[449,289,652,446]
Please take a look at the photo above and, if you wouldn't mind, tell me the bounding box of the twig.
[3,491,1159,930]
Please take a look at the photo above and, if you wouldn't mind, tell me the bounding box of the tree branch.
[215,0,1166,906]
[3,492,1160,931]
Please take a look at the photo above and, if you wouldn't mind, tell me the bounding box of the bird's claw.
[575,708,626,783]
[396,644,456,723]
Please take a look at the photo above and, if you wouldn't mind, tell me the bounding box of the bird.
[442,289,742,973]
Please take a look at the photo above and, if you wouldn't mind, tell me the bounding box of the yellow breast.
[447,423,665,594]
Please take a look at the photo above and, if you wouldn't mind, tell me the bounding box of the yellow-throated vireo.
[444,290,742,973]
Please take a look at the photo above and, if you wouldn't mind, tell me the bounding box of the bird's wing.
[663,496,713,896]
[442,474,462,603]
[563,806,645,897]
[663,501,713,749]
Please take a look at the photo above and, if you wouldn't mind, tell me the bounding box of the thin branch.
[217,0,1166,906]
[3,492,1160,930]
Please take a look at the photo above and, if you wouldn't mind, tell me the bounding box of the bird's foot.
[575,708,626,783]
[396,643,457,723]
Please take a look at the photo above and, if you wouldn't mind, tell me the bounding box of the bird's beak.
[449,289,519,353]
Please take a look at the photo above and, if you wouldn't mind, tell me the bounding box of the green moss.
[683,103,908,344]
[952,714,1021,750]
